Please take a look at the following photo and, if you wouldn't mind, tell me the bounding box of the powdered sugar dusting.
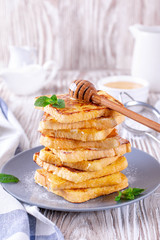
[21,169,65,205]
[123,163,139,184]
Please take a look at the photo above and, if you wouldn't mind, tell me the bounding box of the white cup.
[97,75,149,103]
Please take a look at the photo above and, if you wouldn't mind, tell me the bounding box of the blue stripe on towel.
[29,215,64,240]
[33,232,61,240]
[0,209,29,239]
[29,214,36,240]
[0,98,8,120]
[28,213,64,240]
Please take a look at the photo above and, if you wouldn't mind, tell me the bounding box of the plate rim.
[1,146,160,212]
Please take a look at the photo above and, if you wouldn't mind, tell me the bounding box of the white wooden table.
[0,70,160,240]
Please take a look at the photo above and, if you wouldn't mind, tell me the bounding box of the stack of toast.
[33,90,131,203]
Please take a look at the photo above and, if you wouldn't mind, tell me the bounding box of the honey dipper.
[69,79,160,132]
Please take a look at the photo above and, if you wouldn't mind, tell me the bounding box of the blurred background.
[0,0,160,121]
[0,0,160,71]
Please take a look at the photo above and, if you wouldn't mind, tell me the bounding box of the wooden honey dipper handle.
[69,80,160,133]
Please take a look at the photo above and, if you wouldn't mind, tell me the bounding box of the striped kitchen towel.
[0,185,64,240]
[0,97,29,169]
[0,98,64,240]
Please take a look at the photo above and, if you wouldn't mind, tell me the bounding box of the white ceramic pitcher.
[0,46,58,95]
[130,24,160,92]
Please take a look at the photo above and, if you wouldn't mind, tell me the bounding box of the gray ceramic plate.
[1,146,160,212]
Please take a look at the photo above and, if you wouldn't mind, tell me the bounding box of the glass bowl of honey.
[97,75,149,103]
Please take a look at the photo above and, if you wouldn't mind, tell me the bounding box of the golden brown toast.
[39,133,123,150]
[39,111,125,130]
[51,139,131,162]
[33,154,128,183]
[39,127,114,142]
[35,169,123,189]
[35,91,123,123]
[35,172,128,203]
[39,147,120,171]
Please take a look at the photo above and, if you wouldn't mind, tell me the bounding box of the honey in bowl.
[105,81,143,90]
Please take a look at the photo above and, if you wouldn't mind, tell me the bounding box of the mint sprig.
[34,95,65,108]
[0,173,19,183]
[115,187,145,201]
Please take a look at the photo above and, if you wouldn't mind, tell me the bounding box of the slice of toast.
[35,91,123,123]
[51,139,131,162]
[39,111,125,130]
[35,172,128,203]
[39,133,123,150]
[35,169,123,189]
[39,127,114,142]
[39,147,120,171]
[33,154,128,183]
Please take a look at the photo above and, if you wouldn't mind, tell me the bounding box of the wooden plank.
[0,0,160,70]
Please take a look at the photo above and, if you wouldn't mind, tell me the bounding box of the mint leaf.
[132,188,145,196]
[34,95,65,108]
[123,193,135,200]
[115,191,122,201]
[0,173,19,183]
[57,99,65,108]
[51,95,57,103]
[34,96,51,107]
[115,187,145,201]
[121,187,133,195]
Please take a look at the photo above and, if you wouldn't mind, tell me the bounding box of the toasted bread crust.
[39,147,120,171]
[40,111,125,130]
[35,91,124,123]
[51,140,131,162]
[39,127,114,142]
[52,175,128,203]
[39,133,123,150]
[35,171,128,203]
[35,169,123,189]
[33,154,128,183]
[33,90,131,203]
